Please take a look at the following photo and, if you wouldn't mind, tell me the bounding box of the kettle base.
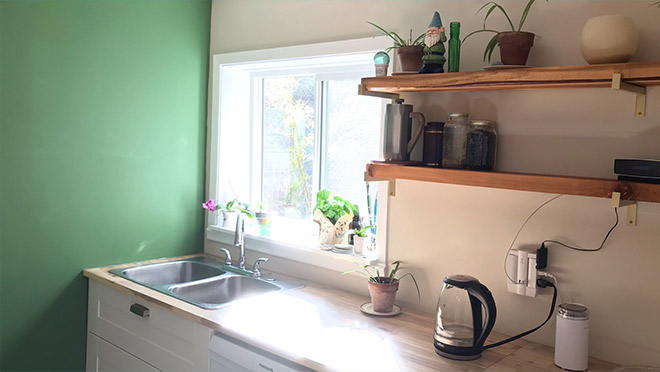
[434,345,482,361]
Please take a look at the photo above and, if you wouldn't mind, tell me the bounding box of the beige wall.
[207,0,660,366]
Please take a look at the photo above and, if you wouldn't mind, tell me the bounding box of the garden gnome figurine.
[419,11,447,74]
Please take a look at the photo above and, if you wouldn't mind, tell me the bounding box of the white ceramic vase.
[580,15,639,65]
[221,210,238,228]
[353,236,368,255]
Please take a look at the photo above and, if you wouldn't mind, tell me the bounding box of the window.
[206,37,392,269]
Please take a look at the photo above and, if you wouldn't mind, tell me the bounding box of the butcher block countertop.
[84,254,618,372]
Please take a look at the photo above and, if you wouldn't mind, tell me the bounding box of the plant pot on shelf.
[353,236,368,256]
[221,210,238,228]
[497,31,535,66]
[313,210,352,249]
[367,277,400,313]
[395,46,424,73]
[580,15,639,65]
[256,212,273,226]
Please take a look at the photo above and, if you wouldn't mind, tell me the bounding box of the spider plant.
[368,22,425,52]
[463,0,548,62]
[344,260,420,301]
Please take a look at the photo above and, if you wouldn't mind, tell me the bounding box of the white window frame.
[205,37,392,272]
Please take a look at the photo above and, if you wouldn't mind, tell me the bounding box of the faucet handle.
[252,257,269,277]
[217,247,232,265]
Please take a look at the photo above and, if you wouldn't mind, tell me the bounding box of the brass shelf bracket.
[364,171,396,196]
[612,73,646,118]
[611,191,637,226]
[358,84,400,101]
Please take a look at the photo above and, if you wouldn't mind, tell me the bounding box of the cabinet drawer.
[87,280,209,371]
[87,332,161,372]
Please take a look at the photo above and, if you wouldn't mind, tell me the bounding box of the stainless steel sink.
[115,260,226,286]
[169,275,281,309]
[109,258,303,309]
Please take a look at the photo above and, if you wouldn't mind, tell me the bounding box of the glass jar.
[442,113,470,168]
[466,120,497,171]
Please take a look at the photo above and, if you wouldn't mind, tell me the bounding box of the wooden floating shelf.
[360,61,660,93]
[366,162,660,203]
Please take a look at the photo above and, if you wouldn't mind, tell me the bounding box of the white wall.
[207,0,660,366]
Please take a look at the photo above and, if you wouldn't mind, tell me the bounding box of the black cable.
[484,281,557,350]
[542,207,619,252]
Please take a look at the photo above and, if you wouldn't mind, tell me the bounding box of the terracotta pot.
[367,277,400,313]
[497,31,535,66]
[580,15,639,65]
[395,46,424,73]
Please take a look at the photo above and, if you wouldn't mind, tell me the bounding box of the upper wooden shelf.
[360,61,660,94]
[366,162,660,203]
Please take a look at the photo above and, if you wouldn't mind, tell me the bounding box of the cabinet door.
[209,351,251,372]
[87,332,161,372]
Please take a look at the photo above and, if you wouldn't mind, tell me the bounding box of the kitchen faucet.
[231,214,269,277]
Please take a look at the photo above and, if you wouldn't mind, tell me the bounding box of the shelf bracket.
[612,73,646,118]
[364,171,396,196]
[358,84,400,101]
[611,191,637,226]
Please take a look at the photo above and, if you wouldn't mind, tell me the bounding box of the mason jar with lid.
[441,113,470,168]
[466,120,497,171]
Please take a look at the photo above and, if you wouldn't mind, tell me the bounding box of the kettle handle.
[406,112,427,155]
[467,283,497,351]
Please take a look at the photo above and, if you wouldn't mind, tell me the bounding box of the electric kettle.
[433,275,497,361]
[383,99,426,161]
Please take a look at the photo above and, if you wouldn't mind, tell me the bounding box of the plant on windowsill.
[202,198,253,228]
[344,260,420,314]
[368,22,425,73]
[312,190,356,248]
[463,0,548,66]
[255,202,274,226]
[340,225,374,256]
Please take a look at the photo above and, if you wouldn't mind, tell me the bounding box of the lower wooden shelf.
[366,162,660,203]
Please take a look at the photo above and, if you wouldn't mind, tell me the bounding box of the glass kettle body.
[433,275,497,361]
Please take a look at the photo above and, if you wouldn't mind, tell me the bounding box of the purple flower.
[202,199,216,211]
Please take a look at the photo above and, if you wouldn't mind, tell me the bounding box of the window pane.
[262,76,316,220]
[324,79,381,225]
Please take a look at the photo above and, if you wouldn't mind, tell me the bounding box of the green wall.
[0,0,211,370]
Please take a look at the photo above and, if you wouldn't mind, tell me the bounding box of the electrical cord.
[542,207,619,252]
[484,279,558,349]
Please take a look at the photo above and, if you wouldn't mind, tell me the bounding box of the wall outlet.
[506,248,538,297]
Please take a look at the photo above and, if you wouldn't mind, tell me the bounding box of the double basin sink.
[110,257,301,309]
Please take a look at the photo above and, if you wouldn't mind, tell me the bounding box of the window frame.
[205,37,393,272]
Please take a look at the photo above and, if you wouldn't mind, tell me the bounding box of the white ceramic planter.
[580,15,639,65]
[221,211,239,228]
[353,236,368,255]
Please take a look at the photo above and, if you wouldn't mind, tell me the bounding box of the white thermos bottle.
[554,303,589,371]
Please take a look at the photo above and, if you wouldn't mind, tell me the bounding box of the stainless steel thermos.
[554,303,590,371]
[383,99,426,161]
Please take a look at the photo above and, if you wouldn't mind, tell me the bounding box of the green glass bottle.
[449,22,461,73]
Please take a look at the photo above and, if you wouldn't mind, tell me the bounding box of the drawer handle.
[130,303,150,317]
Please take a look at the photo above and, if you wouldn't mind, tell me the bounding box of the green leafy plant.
[368,22,425,52]
[314,189,356,225]
[256,202,266,213]
[340,225,374,238]
[344,260,420,301]
[221,199,254,218]
[463,0,548,62]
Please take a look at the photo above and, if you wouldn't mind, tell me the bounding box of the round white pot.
[221,211,239,228]
[353,236,368,255]
[580,15,639,65]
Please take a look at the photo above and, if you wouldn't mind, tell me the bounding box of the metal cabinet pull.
[130,303,150,317]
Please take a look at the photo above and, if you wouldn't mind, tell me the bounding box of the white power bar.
[506,248,538,297]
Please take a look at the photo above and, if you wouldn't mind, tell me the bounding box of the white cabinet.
[86,280,211,372]
[209,333,311,372]
[86,333,161,372]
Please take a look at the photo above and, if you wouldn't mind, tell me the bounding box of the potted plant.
[202,198,253,228]
[341,225,374,256]
[345,260,420,313]
[255,202,273,226]
[369,22,425,73]
[312,190,356,248]
[464,0,548,65]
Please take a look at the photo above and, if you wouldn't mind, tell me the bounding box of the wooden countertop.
[84,254,618,372]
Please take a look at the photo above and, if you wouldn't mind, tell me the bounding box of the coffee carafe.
[383,99,426,161]
[433,275,497,361]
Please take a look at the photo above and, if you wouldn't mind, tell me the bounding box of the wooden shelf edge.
[366,162,660,203]
[361,61,660,94]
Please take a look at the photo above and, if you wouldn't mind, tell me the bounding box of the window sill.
[206,225,379,273]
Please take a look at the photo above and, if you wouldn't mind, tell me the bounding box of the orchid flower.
[202,199,216,211]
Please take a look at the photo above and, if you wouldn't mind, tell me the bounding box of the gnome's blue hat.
[428,11,443,28]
